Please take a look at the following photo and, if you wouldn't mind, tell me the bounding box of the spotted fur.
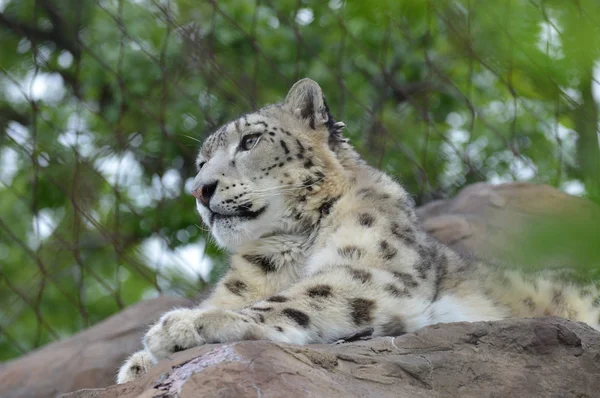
[117,78,600,384]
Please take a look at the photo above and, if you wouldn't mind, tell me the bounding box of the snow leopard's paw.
[143,307,262,361]
[116,349,154,384]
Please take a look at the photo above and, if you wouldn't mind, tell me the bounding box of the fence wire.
[1,0,599,360]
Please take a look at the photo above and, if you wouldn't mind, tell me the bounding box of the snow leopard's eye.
[239,133,262,151]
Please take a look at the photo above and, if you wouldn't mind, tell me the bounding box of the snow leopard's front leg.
[140,265,432,360]
[117,235,307,384]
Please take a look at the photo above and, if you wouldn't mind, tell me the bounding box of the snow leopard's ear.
[284,78,329,130]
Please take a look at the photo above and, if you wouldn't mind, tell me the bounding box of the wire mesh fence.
[1,0,599,361]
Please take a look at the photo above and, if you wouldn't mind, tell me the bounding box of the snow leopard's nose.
[192,181,218,207]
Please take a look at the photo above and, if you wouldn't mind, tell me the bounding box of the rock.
[62,317,600,398]
[417,182,600,266]
[1,183,598,398]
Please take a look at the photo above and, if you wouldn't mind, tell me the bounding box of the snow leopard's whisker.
[250,185,307,194]
[249,183,326,201]
[183,135,202,143]
[194,223,210,233]
[249,177,326,194]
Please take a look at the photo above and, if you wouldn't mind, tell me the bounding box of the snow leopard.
[117,78,600,384]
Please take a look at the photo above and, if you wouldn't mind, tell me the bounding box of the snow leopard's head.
[191,78,352,251]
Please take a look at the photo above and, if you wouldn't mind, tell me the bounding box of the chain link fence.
[1,0,599,360]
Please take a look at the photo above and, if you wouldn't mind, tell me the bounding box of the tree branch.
[0,104,30,131]
[0,11,80,57]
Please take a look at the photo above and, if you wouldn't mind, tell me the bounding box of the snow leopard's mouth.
[209,205,268,225]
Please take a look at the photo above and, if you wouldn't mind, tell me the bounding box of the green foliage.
[0,0,599,361]
[519,215,600,283]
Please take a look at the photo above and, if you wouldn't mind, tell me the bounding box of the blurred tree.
[0,0,599,360]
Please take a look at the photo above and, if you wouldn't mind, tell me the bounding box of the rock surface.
[1,182,598,398]
[63,317,600,398]
[416,182,600,264]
